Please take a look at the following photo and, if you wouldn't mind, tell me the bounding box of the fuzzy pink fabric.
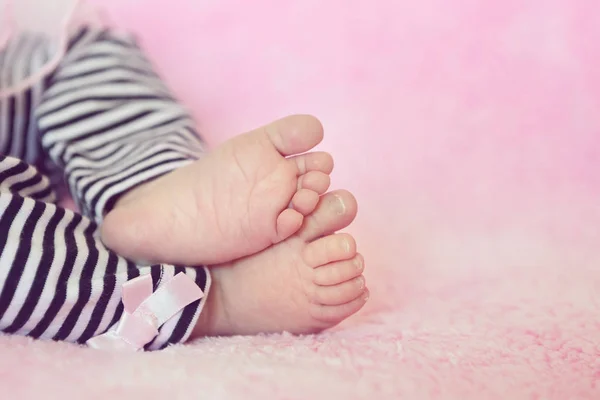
[2,0,600,398]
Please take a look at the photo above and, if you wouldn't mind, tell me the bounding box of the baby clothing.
[0,27,210,350]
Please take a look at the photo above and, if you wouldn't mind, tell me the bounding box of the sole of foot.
[192,190,368,337]
[102,115,334,265]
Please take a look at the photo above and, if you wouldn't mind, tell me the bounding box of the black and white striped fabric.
[0,28,210,350]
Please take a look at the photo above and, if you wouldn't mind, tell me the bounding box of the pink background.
[100,0,600,303]
[2,0,600,398]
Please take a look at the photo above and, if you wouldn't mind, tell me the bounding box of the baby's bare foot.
[192,190,368,337]
[101,115,333,265]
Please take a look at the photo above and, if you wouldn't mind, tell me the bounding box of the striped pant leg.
[1,32,61,185]
[36,28,206,224]
[0,186,210,349]
[0,30,211,349]
[0,155,56,203]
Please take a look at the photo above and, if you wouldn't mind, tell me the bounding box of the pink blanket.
[1,0,599,398]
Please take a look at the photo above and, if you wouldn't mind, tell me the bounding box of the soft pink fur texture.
[2,0,600,398]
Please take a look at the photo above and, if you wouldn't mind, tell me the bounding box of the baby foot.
[192,190,368,336]
[101,115,333,265]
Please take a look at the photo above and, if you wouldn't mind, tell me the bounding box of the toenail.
[354,258,363,271]
[362,291,370,301]
[333,195,346,215]
[341,238,350,253]
[357,276,365,289]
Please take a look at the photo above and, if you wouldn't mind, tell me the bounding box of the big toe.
[298,190,358,241]
[259,114,324,156]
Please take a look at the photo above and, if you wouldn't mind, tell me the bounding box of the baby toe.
[291,189,320,215]
[313,254,364,286]
[310,275,366,305]
[303,233,357,267]
[297,190,358,241]
[274,208,304,242]
[297,171,331,194]
[309,290,369,323]
[290,151,334,175]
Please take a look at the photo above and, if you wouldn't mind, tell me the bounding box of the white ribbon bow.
[87,272,203,351]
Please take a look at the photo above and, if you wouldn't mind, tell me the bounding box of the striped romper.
[0,27,210,350]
